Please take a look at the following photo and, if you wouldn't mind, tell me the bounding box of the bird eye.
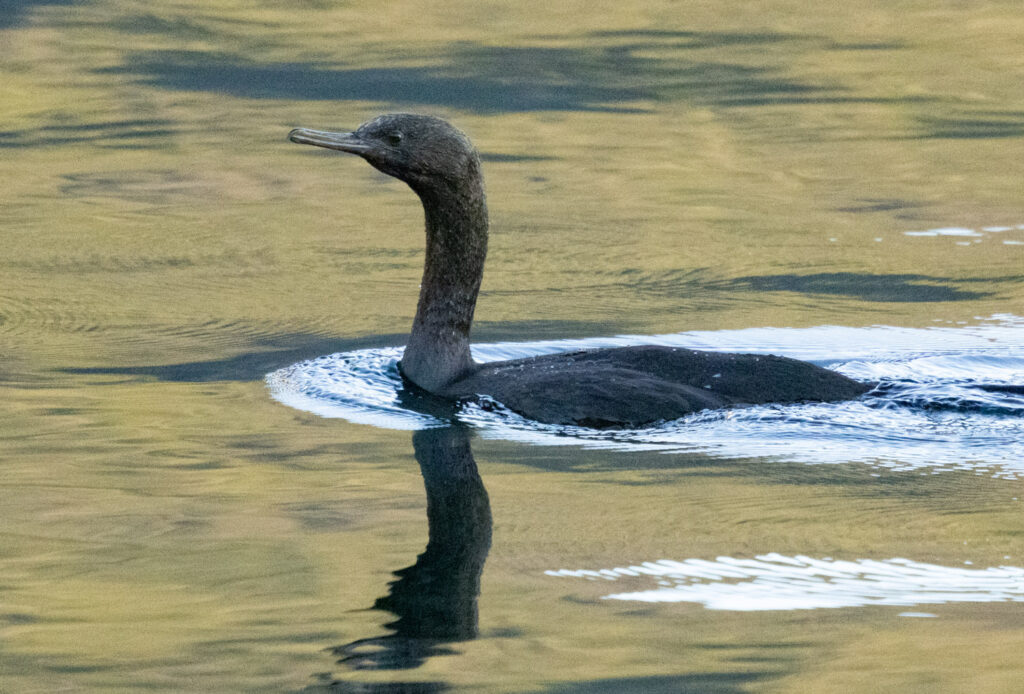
[386,132,403,146]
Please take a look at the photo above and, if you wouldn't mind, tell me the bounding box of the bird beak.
[288,127,370,154]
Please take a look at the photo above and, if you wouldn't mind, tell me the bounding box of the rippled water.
[547,554,1024,611]
[269,313,1024,475]
[4,1,1024,692]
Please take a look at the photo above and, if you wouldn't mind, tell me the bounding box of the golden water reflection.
[2,0,1024,691]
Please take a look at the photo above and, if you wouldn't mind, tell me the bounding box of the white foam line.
[547,554,1024,611]
[904,227,981,237]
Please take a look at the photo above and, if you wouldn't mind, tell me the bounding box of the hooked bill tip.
[287,127,369,154]
[289,127,320,144]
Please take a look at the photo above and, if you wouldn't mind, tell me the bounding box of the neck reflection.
[330,425,492,676]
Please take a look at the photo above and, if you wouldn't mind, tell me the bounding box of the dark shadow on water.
[95,34,861,114]
[302,681,446,693]
[56,320,625,383]
[917,112,1024,139]
[534,672,775,693]
[718,94,933,108]
[97,50,649,113]
[834,198,924,214]
[302,426,490,692]
[488,268,1010,305]
[109,12,219,39]
[587,29,806,46]
[0,119,179,150]
[724,272,997,302]
[479,152,556,163]
[59,333,408,383]
[0,0,73,29]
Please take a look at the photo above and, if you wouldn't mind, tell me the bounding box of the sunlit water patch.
[545,554,1024,612]
[903,223,1024,245]
[267,314,1024,475]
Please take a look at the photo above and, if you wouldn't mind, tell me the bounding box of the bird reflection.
[317,425,492,689]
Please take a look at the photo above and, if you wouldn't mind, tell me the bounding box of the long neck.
[400,172,488,392]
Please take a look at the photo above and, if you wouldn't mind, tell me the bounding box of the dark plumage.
[289,114,871,428]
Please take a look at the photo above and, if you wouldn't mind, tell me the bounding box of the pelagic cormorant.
[289,114,870,428]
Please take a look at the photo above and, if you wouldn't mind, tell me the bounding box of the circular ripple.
[267,315,1024,476]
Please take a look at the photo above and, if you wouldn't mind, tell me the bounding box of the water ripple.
[267,314,1024,475]
[545,554,1024,611]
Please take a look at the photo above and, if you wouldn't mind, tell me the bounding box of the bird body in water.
[289,114,871,428]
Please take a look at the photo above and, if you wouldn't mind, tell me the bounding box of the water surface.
[2,1,1024,692]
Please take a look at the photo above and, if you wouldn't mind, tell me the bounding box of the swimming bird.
[289,114,871,428]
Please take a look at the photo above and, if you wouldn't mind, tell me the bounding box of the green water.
[2,1,1023,691]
